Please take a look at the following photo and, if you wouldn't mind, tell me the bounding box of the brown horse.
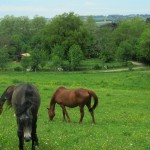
[0,85,15,114]
[47,87,98,124]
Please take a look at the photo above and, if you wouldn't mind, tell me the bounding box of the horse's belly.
[65,103,78,108]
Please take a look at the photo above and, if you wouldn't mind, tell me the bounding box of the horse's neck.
[50,101,55,111]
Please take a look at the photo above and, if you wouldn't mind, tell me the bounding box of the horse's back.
[53,87,90,107]
[12,83,40,115]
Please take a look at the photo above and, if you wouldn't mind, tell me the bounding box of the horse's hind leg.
[90,111,95,124]
[61,105,70,122]
[79,106,84,123]
[86,103,95,124]
[31,115,39,150]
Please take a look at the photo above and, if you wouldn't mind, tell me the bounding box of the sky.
[0,0,150,19]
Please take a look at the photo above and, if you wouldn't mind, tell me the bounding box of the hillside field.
[0,70,150,150]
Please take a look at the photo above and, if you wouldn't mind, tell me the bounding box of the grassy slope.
[0,71,150,150]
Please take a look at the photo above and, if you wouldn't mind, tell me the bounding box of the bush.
[93,64,101,70]
[69,44,84,70]
[127,62,133,71]
[14,66,22,71]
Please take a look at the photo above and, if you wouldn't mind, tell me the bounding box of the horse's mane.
[49,87,64,107]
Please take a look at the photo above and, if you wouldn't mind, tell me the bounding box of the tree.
[0,16,31,59]
[42,12,89,59]
[84,16,98,58]
[69,44,84,70]
[116,41,133,62]
[0,48,9,70]
[21,56,32,70]
[112,17,146,60]
[30,16,47,50]
[51,45,64,68]
[138,28,150,64]
[30,49,48,71]
[97,27,114,62]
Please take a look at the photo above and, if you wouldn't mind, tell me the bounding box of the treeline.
[82,14,150,22]
[0,12,150,71]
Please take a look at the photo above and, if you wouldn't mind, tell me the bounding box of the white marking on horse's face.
[24,127,32,142]
[19,113,32,142]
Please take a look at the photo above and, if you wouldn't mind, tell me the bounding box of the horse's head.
[47,108,55,121]
[19,113,33,142]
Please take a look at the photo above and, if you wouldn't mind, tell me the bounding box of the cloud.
[84,1,96,7]
[0,5,49,12]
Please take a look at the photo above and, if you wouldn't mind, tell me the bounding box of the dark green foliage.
[20,56,32,70]
[42,12,90,59]
[30,49,48,71]
[96,27,114,62]
[0,14,150,68]
[112,17,146,62]
[93,64,101,70]
[116,41,133,62]
[137,28,150,64]
[0,48,10,70]
[13,66,22,71]
[51,45,65,68]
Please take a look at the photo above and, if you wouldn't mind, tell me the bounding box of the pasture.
[0,70,150,150]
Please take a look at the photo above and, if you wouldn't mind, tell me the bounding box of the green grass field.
[0,70,150,150]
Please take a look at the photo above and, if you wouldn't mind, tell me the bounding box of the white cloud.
[84,1,96,6]
[0,5,49,12]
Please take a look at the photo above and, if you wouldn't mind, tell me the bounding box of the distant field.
[96,21,112,26]
[0,71,150,150]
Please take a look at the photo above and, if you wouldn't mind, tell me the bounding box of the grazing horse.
[12,83,41,150]
[47,87,98,124]
[0,85,15,114]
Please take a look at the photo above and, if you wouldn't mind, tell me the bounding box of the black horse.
[0,85,15,114]
[12,83,41,150]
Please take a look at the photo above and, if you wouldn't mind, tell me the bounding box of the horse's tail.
[88,90,98,112]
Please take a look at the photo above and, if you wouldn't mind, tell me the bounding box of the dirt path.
[103,61,148,72]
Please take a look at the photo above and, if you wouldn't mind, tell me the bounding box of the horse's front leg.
[60,104,66,122]
[31,116,39,150]
[61,105,70,122]
[79,106,84,123]
[17,130,24,150]
[17,122,24,150]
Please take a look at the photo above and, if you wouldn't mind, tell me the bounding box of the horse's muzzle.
[24,135,31,142]
[24,131,31,142]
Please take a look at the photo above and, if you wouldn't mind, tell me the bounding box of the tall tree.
[0,48,10,70]
[84,16,98,58]
[113,17,146,60]
[138,28,150,64]
[42,12,89,59]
